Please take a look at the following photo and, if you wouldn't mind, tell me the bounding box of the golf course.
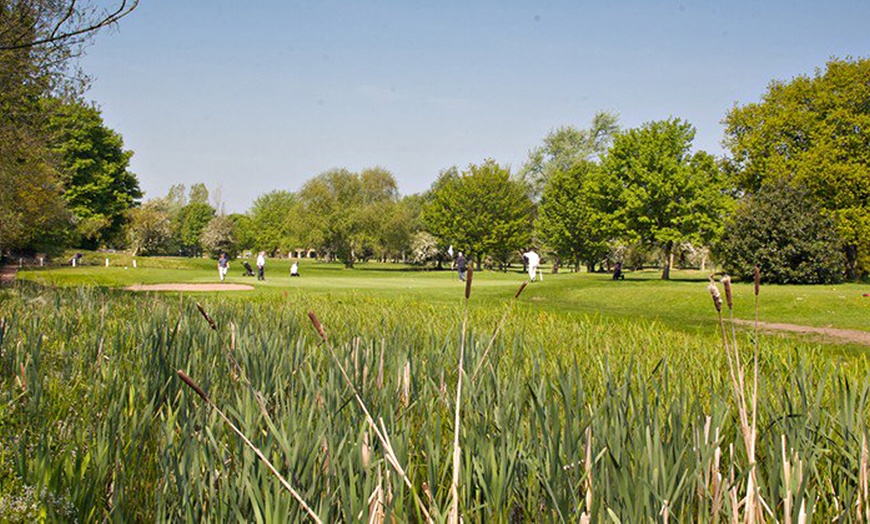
[2,255,870,521]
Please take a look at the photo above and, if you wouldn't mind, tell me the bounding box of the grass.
[18,253,870,346]
[1,279,869,521]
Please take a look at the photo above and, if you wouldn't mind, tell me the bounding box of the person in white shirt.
[290,261,299,277]
[522,250,542,282]
[256,251,266,281]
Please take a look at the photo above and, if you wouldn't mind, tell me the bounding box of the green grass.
[19,253,870,347]
[1,279,870,521]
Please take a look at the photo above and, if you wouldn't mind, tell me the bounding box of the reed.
[0,282,868,521]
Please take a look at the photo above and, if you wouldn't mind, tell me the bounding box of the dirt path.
[0,265,18,286]
[125,283,254,292]
[732,319,870,347]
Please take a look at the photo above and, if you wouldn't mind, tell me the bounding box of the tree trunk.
[845,244,858,280]
[661,241,673,280]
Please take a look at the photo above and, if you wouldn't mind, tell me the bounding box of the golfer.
[256,251,266,281]
[523,250,542,282]
[456,252,467,281]
[217,253,229,282]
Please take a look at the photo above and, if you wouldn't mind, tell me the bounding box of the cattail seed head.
[465,265,473,300]
[196,302,217,330]
[754,265,760,296]
[308,311,327,342]
[708,282,722,313]
[515,281,528,299]
[721,275,733,310]
[176,369,210,402]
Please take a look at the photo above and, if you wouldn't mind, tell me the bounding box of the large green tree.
[0,1,138,256]
[600,119,730,279]
[248,190,296,255]
[423,160,534,269]
[724,57,870,279]
[292,167,400,267]
[44,98,141,248]
[176,202,215,256]
[536,160,617,271]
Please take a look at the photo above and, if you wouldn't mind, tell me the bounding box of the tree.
[0,0,138,256]
[536,160,616,271]
[0,1,138,52]
[200,215,238,259]
[43,97,141,248]
[248,190,296,255]
[423,160,534,269]
[176,202,215,256]
[228,213,255,253]
[715,179,843,284]
[126,199,172,256]
[600,119,730,279]
[723,57,870,279]
[293,167,400,267]
[520,111,619,196]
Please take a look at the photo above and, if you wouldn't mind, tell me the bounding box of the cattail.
[465,265,473,299]
[196,302,217,330]
[308,311,327,342]
[177,369,210,402]
[721,275,733,310]
[515,280,528,299]
[708,281,722,313]
[754,265,760,296]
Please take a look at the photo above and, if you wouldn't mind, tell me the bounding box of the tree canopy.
[716,179,843,284]
[724,57,870,279]
[44,98,141,248]
[423,160,533,269]
[520,111,619,196]
[536,160,615,271]
[600,118,730,279]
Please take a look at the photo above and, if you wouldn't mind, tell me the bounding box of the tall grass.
[0,281,869,521]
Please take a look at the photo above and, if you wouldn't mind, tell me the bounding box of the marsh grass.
[0,281,869,521]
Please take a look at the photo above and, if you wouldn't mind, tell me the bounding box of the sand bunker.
[125,283,254,292]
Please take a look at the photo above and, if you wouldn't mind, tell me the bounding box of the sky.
[81,0,870,213]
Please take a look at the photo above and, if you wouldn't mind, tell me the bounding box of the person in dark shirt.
[456,252,467,281]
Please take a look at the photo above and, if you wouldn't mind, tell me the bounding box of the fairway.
[18,254,870,348]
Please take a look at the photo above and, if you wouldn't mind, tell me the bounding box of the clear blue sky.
[82,0,870,212]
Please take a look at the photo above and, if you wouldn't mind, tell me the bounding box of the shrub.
[716,179,844,284]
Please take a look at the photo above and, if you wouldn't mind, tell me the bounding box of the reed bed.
[0,282,869,521]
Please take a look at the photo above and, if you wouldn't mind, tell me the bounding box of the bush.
[716,180,844,284]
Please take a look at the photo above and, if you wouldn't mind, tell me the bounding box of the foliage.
[422,160,534,269]
[200,215,238,259]
[520,111,619,196]
[716,180,844,284]
[293,167,400,267]
[175,202,215,257]
[536,160,615,271]
[600,118,731,279]
[247,190,296,255]
[126,199,173,256]
[409,230,441,266]
[43,97,141,249]
[228,213,255,252]
[724,57,870,278]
